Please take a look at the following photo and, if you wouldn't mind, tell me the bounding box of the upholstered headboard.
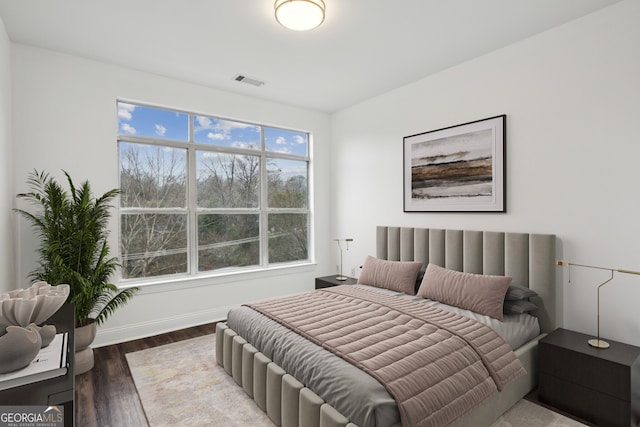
[376,226,557,333]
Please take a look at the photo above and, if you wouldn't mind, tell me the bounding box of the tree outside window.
[117,102,310,280]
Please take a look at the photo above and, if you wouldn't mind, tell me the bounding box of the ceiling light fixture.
[274,0,325,31]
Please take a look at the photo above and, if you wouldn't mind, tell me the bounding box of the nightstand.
[315,275,357,289]
[538,328,640,427]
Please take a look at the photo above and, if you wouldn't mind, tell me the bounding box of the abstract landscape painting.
[403,115,505,212]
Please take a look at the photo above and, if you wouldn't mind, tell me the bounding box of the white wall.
[0,15,14,293]
[11,46,332,346]
[331,0,640,346]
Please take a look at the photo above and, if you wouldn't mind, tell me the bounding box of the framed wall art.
[403,115,506,212]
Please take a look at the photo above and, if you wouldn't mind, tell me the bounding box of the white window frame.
[117,101,312,283]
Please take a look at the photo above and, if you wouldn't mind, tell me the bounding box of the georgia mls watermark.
[0,406,63,427]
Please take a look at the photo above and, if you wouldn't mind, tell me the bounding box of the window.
[117,102,310,280]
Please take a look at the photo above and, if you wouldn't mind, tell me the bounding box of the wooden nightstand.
[315,275,357,289]
[538,328,640,427]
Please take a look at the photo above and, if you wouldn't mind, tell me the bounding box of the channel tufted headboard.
[376,226,557,333]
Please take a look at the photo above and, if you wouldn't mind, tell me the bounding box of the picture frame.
[403,115,506,212]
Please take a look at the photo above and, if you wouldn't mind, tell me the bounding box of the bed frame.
[216,226,556,427]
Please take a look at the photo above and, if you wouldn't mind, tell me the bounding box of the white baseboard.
[92,305,237,348]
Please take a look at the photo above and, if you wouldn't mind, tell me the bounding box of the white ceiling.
[0,0,621,113]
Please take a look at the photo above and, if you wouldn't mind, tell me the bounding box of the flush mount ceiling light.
[274,0,325,31]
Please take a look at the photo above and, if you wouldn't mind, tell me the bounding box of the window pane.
[121,213,188,279]
[196,151,260,208]
[198,214,259,271]
[193,115,260,149]
[268,213,308,263]
[120,142,187,208]
[117,102,188,141]
[267,158,308,208]
[117,102,312,281]
[264,127,308,156]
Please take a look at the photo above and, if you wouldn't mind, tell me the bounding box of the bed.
[215,226,556,427]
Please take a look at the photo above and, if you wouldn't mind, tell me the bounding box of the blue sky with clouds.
[118,102,188,141]
[118,102,308,157]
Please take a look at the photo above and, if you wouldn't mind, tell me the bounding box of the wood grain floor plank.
[75,322,217,426]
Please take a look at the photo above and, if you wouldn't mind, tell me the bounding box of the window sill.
[118,262,317,295]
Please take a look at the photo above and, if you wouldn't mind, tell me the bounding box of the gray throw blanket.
[247,286,526,427]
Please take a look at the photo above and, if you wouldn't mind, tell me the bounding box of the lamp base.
[335,276,348,281]
[588,338,610,349]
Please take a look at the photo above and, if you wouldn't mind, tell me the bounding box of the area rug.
[126,335,587,427]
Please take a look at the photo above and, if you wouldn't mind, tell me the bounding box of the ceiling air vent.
[233,74,265,87]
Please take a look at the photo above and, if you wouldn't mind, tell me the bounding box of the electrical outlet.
[350,267,356,276]
[336,264,340,273]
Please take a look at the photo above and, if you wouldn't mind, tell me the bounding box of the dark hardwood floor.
[75,322,217,427]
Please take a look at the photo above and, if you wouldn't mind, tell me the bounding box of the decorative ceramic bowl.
[0,281,70,333]
[30,323,57,347]
[0,324,42,373]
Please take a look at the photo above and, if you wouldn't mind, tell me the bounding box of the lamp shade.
[275,0,325,31]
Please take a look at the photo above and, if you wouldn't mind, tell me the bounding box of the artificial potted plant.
[16,170,138,374]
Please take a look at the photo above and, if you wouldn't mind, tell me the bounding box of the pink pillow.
[417,263,512,321]
[357,256,423,295]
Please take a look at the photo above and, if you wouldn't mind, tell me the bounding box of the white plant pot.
[75,320,97,375]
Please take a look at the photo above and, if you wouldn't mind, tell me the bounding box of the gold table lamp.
[557,260,640,349]
[334,238,353,281]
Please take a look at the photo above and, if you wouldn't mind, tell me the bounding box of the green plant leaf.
[15,169,138,328]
